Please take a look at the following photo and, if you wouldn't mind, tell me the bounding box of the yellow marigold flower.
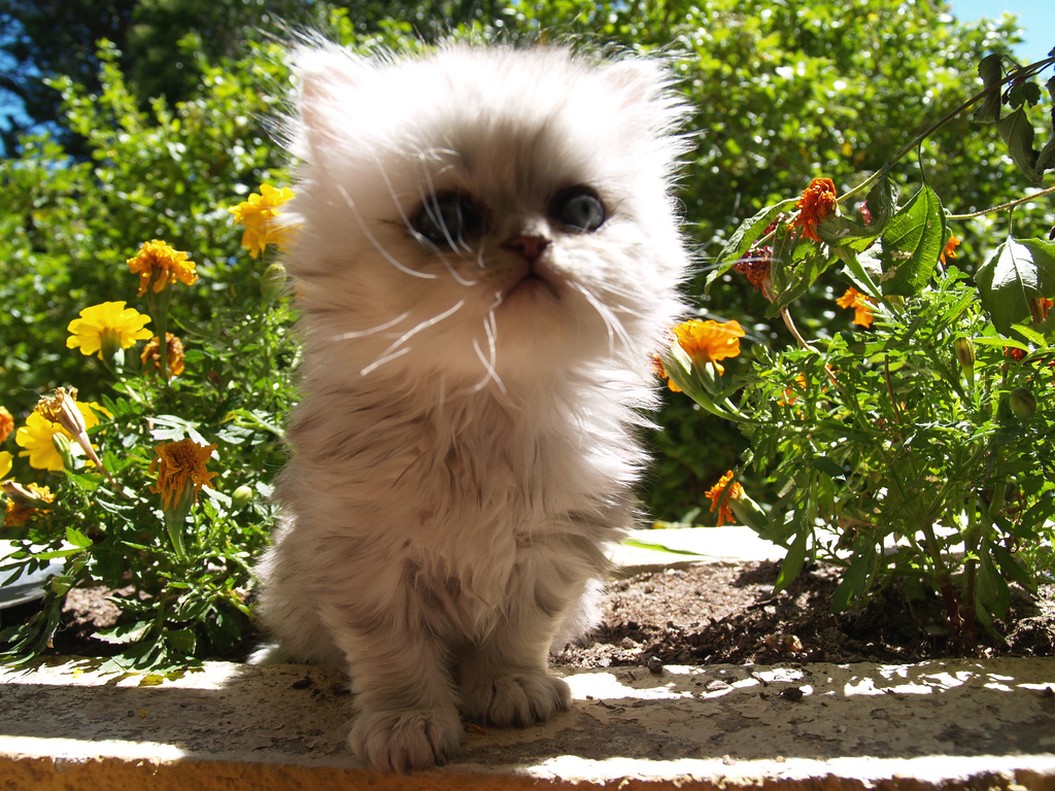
[705,471,744,528]
[789,177,838,243]
[940,235,960,265]
[3,482,55,528]
[141,333,186,379]
[229,184,297,259]
[0,406,13,444]
[0,450,11,481]
[673,319,746,375]
[15,400,101,472]
[67,301,152,360]
[127,239,198,296]
[836,287,878,328]
[150,438,218,511]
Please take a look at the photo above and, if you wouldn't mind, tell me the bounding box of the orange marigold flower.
[127,239,198,297]
[705,471,744,527]
[789,177,838,242]
[836,287,878,328]
[0,406,13,444]
[940,235,960,265]
[150,438,218,512]
[672,319,745,375]
[141,333,186,379]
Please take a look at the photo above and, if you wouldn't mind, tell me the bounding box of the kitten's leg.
[325,605,464,772]
[459,563,579,727]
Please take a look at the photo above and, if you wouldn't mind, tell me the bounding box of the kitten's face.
[286,45,688,388]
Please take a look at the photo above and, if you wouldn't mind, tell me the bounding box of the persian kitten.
[253,41,691,771]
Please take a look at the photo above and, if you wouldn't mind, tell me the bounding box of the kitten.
[252,41,691,772]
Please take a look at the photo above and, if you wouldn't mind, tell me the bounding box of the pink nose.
[503,234,550,263]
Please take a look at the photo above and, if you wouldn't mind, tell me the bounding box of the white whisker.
[333,310,413,341]
[336,184,438,281]
[359,346,412,377]
[359,298,468,377]
[572,282,634,354]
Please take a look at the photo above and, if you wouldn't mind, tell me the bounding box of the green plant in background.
[663,49,1055,647]
[0,184,298,670]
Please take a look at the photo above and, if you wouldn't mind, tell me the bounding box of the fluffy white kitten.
[253,41,691,772]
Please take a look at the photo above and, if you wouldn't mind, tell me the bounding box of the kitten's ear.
[600,58,670,109]
[292,46,368,152]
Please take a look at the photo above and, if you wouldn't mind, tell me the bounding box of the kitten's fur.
[253,42,691,772]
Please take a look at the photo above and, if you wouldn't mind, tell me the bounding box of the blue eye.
[550,186,606,232]
[412,192,485,247]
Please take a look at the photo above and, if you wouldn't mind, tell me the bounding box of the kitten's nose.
[503,234,550,263]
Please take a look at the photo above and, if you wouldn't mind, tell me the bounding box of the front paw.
[462,671,571,727]
[349,706,463,772]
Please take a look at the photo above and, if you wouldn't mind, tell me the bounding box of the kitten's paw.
[349,706,463,772]
[462,671,571,727]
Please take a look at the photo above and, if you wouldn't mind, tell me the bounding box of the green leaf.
[989,543,1037,593]
[620,538,707,557]
[817,175,896,250]
[879,185,946,296]
[707,197,798,288]
[769,224,837,310]
[165,627,198,655]
[774,520,809,592]
[94,620,153,645]
[975,236,1055,332]
[831,541,879,612]
[975,550,1012,621]
[997,108,1041,182]
[972,53,1004,123]
[64,526,93,549]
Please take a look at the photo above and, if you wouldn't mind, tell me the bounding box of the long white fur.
[252,41,692,772]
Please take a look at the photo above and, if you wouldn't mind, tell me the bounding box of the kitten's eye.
[550,186,606,233]
[411,192,484,247]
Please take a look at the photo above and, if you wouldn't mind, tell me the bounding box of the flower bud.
[231,484,254,509]
[1009,388,1037,419]
[954,337,975,377]
[51,432,76,470]
[260,262,288,302]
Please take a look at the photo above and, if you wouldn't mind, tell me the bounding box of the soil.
[20,560,1055,665]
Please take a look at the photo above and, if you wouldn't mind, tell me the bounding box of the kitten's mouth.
[504,270,560,302]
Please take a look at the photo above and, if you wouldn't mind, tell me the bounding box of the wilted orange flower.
[940,235,960,265]
[229,184,297,258]
[0,406,13,444]
[705,471,744,527]
[141,333,186,379]
[150,438,218,511]
[3,482,55,528]
[673,319,746,375]
[733,247,773,298]
[127,239,198,296]
[836,287,878,328]
[789,177,838,242]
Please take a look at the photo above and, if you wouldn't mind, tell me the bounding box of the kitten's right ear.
[292,46,367,152]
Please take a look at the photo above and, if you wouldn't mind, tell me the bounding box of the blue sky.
[950,0,1054,64]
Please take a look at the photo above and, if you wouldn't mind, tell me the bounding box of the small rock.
[646,656,664,675]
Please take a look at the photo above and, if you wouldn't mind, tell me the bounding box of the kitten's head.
[283,43,690,393]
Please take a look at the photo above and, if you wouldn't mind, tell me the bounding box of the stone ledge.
[2,657,1054,790]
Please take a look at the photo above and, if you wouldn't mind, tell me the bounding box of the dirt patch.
[554,561,1055,668]
[20,560,1055,664]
